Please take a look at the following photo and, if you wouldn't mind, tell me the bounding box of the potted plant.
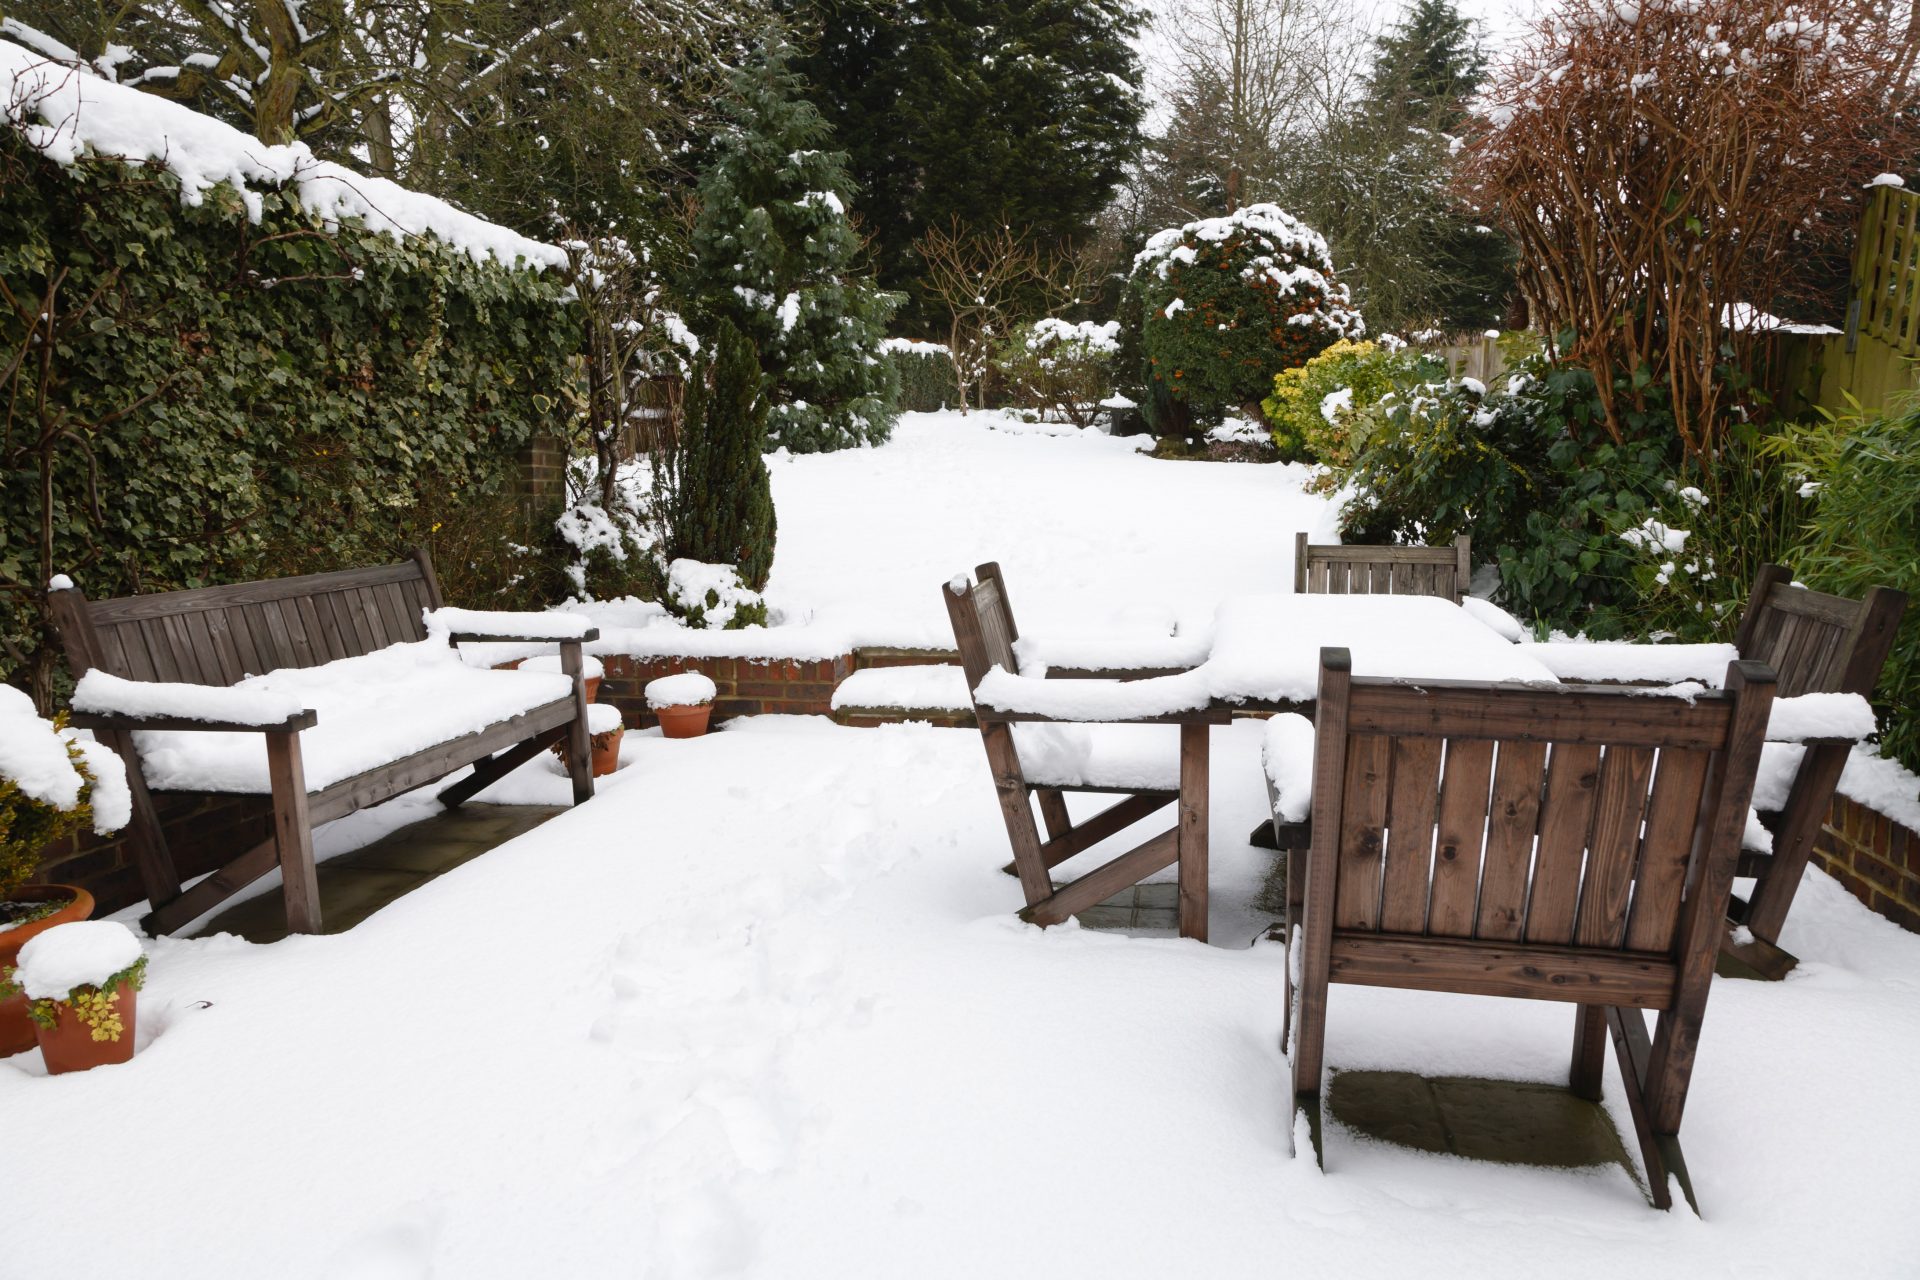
[1,686,129,1057]
[1,920,147,1074]
[646,672,718,739]
[552,703,626,777]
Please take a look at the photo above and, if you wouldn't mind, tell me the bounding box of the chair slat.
[338,588,381,652]
[276,598,317,667]
[1429,738,1494,938]
[198,608,245,684]
[355,588,393,648]
[93,622,133,679]
[378,581,418,643]
[1527,743,1602,945]
[1334,734,1392,930]
[155,613,197,682]
[223,607,267,676]
[1379,736,1443,933]
[1575,745,1656,949]
[1623,748,1712,953]
[114,621,158,681]
[1297,539,1469,603]
[1477,740,1547,941]
[257,599,300,670]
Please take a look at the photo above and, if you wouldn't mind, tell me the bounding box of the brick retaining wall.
[34,792,272,917]
[1811,794,1920,933]
[599,654,854,725]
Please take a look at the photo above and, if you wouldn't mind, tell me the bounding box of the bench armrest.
[71,670,317,733]
[976,707,1232,727]
[68,709,316,734]
[426,607,599,646]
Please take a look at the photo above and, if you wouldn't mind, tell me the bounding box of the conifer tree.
[693,39,900,453]
[662,319,778,597]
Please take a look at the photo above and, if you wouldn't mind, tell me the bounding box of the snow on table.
[829,665,971,712]
[1202,594,1561,705]
[1518,639,1740,686]
[130,641,570,793]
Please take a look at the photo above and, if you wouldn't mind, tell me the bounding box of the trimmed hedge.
[885,346,955,412]
[0,136,578,703]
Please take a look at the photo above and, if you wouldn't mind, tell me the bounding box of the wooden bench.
[48,549,598,937]
[1294,533,1470,603]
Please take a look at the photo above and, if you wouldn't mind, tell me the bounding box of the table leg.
[1179,721,1209,942]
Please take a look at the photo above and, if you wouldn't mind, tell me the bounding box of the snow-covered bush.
[881,339,953,412]
[692,39,899,453]
[653,320,776,624]
[545,458,663,603]
[0,686,130,909]
[1261,340,1413,464]
[1127,204,1363,438]
[993,319,1119,429]
[665,560,767,631]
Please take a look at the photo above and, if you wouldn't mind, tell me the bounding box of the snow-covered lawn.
[8,412,1919,1277]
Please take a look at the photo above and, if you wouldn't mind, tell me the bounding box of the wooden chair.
[944,563,1227,940]
[1294,533,1470,603]
[49,550,596,937]
[1725,566,1906,974]
[1284,648,1775,1212]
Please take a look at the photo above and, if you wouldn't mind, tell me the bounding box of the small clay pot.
[591,725,625,777]
[33,981,138,1075]
[0,886,95,1058]
[654,703,713,739]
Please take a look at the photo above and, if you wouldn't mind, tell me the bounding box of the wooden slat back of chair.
[1732,563,1908,698]
[1311,652,1774,983]
[52,550,447,684]
[943,563,1024,692]
[1294,533,1471,603]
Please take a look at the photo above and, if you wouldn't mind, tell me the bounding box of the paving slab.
[1330,1069,1634,1174]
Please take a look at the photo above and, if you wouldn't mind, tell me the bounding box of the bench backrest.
[1731,564,1906,699]
[1295,533,1470,603]
[1307,648,1773,981]
[49,550,446,685]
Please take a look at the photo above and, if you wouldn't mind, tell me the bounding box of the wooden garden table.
[1170,594,1561,937]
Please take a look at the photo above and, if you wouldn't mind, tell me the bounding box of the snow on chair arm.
[1517,640,1739,686]
[424,607,600,645]
[1011,632,1211,679]
[972,665,1225,724]
[69,670,316,732]
[1765,692,1875,744]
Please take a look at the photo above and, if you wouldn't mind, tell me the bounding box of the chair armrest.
[1013,632,1209,678]
[974,666,1228,724]
[1043,665,1196,680]
[71,670,317,733]
[1517,640,1738,686]
[426,606,600,646]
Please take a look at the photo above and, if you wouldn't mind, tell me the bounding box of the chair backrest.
[943,562,1023,690]
[1307,648,1773,994]
[1294,533,1470,603]
[1731,564,1906,699]
[48,550,446,686]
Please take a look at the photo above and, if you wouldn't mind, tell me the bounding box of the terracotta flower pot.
[591,725,625,777]
[655,703,713,739]
[33,981,138,1075]
[0,886,95,1058]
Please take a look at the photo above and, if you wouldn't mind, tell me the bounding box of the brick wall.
[1810,794,1920,933]
[34,792,272,916]
[517,431,569,520]
[599,653,853,725]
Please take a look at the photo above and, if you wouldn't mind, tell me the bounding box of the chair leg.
[1570,1005,1607,1101]
[1606,1007,1699,1214]
[560,639,595,805]
[1178,721,1209,941]
[1035,789,1072,840]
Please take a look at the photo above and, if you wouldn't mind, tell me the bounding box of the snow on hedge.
[0,684,130,834]
[0,40,565,270]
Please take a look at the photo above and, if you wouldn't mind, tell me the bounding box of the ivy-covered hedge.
[0,136,579,704]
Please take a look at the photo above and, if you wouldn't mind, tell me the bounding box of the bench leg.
[265,732,322,935]
[560,639,595,805]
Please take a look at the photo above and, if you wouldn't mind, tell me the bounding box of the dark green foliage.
[1767,406,1920,772]
[661,320,778,594]
[0,139,577,707]
[1128,206,1363,436]
[792,0,1146,328]
[1287,0,1513,332]
[694,39,900,453]
[885,347,955,412]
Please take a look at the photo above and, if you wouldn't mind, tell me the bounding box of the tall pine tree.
[693,39,900,453]
[661,319,778,597]
[792,0,1147,329]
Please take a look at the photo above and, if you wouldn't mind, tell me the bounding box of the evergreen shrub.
[1262,339,1412,463]
[1127,204,1364,437]
[882,343,954,412]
